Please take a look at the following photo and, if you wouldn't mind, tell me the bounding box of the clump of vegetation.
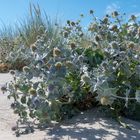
[1,8,140,136]
[0,4,61,71]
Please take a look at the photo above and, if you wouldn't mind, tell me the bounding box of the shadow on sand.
[40,108,140,140]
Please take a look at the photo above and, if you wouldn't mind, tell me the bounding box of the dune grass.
[0,4,62,71]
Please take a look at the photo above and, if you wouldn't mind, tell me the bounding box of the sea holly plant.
[1,10,140,136]
[2,33,92,135]
[87,39,140,122]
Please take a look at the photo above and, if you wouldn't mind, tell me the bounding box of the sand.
[0,73,140,140]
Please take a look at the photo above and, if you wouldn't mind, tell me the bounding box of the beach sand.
[0,73,140,140]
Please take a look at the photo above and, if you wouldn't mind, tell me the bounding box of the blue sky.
[0,0,140,27]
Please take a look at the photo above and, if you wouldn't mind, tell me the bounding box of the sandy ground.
[0,73,140,140]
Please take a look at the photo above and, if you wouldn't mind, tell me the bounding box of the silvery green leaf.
[33,68,40,77]
[26,72,33,80]
[7,83,15,91]
[125,89,130,108]
[50,66,56,74]
[31,96,40,108]
[135,65,140,79]
[33,82,39,89]
[135,90,140,103]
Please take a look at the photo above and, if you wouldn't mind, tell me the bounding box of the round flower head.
[0,63,10,72]
[28,88,37,96]
[23,66,30,73]
[36,35,41,40]
[128,42,135,49]
[81,74,91,84]
[131,15,136,20]
[88,23,97,31]
[9,52,15,58]
[100,96,111,106]
[106,14,109,17]
[112,11,119,17]
[39,25,45,32]
[48,84,55,92]
[55,62,62,70]
[65,61,73,68]
[14,84,19,89]
[78,55,84,63]
[111,41,118,49]
[71,21,75,26]
[70,43,76,49]
[90,10,94,14]
[111,25,118,32]
[63,32,68,38]
[95,35,101,42]
[67,20,71,25]
[53,47,61,57]
[80,14,84,17]
[102,17,108,24]
[46,62,51,69]
[30,43,37,52]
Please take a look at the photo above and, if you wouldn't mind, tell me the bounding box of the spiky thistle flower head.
[28,88,37,96]
[81,74,91,84]
[30,43,37,52]
[100,96,111,106]
[23,66,30,73]
[53,47,61,57]
[70,42,76,49]
[55,62,62,70]
[112,11,119,17]
[128,42,135,49]
[65,61,73,68]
